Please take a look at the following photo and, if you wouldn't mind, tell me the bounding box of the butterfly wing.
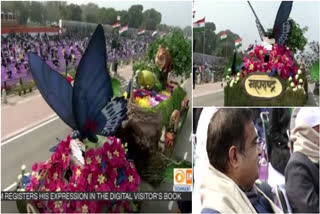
[28,53,77,129]
[72,24,113,139]
[272,1,293,46]
[95,97,127,136]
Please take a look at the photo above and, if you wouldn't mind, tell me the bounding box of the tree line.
[1,1,191,35]
[193,22,241,58]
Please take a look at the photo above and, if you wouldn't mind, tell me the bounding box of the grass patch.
[224,84,307,106]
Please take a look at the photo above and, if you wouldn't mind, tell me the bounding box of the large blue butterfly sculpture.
[251,1,293,46]
[271,1,293,47]
[28,24,127,143]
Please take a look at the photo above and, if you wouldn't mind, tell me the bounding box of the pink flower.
[254,45,267,60]
[32,163,38,172]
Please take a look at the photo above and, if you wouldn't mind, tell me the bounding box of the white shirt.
[193,107,218,214]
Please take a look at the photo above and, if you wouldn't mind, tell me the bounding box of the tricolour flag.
[220,32,227,40]
[119,25,128,35]
[138,28,145,36]
[152,30,158,37]
[112,22,121,29]
[193,17,205,32]
[235,38,242,48]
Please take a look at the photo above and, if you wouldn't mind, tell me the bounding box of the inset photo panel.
[192,1,319,107]
[1,1,192,213]
[193,107,319,213]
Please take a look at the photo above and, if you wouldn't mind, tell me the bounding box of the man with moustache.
[200,108,280,213]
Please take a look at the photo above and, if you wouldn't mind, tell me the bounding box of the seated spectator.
[285,108,319,213]
[200,109,280,213]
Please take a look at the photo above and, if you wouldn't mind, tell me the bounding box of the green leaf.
[311,60,319,82]
[111,78,122,97]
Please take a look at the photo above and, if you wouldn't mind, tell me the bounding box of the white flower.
[293,87,297,92]
[299,79,303,83]
[288,77,292,82]
[295,74,299,80]
[230,79,234,87]
[298,85,302,89]
[21,165,26,171]
[228,68,231,72]
[290,82,294,87]
[236,77,240,82]
[17,174,22,181]
[237,72,241,77]
[298,69,302,74]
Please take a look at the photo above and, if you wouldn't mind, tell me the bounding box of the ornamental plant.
[241,44,298,80]
[24,136,140,213]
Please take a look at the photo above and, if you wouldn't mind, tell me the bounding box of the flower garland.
[24,136,140,213]
[241,44,298,80]
[133,89,171,108]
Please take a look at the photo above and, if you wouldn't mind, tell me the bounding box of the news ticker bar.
[1,191,192,201]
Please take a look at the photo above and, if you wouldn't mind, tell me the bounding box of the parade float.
[119,30,191,187]
[15,25,139,213]
[224,44,307,106]
[14,25,192,213]
[224,1,308,106]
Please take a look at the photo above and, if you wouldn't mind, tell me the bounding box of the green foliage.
[30,2,45,24]
[142,9,162,31]
[154,86,186,127]
[288,19,308,54]
[267,19,308,54]
[98,8,117,25]
[215,30,241,58]
[183,26,192,37]
[157,24,170,32]
[224,83,307,106]
[146,31,192,78]
[117,10,129,25]
[111,78,122,97]
[128,5,144,28]
[194,22,217,55]
[2,1,29,25]
[311,60,319,83]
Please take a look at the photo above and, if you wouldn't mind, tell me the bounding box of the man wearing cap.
[200,109,281,213]
[285,108,319,213]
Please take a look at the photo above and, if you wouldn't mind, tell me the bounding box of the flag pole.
[247,1,266,40]
[202,17,205,65]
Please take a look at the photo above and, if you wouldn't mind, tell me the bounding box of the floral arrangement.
[133,88,171,108]
[20,136,140,213]
[225,43,306,92]
[241,44,298,80]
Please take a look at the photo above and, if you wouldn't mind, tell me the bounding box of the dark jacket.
[285,152,319,213]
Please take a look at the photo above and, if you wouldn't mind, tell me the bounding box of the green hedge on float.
[224,83,307,106]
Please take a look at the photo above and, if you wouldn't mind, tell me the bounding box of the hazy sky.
[194,1,319,50]
[69,0,192,28]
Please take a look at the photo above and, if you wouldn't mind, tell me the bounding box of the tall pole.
[247,1,266,40]
[203,24,205,65]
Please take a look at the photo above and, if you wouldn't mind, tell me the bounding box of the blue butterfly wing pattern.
[28,53,77,130]
[72,24,113,138]
[95,97,127,137]
[272,1,293,46]
[277,20,292,47]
